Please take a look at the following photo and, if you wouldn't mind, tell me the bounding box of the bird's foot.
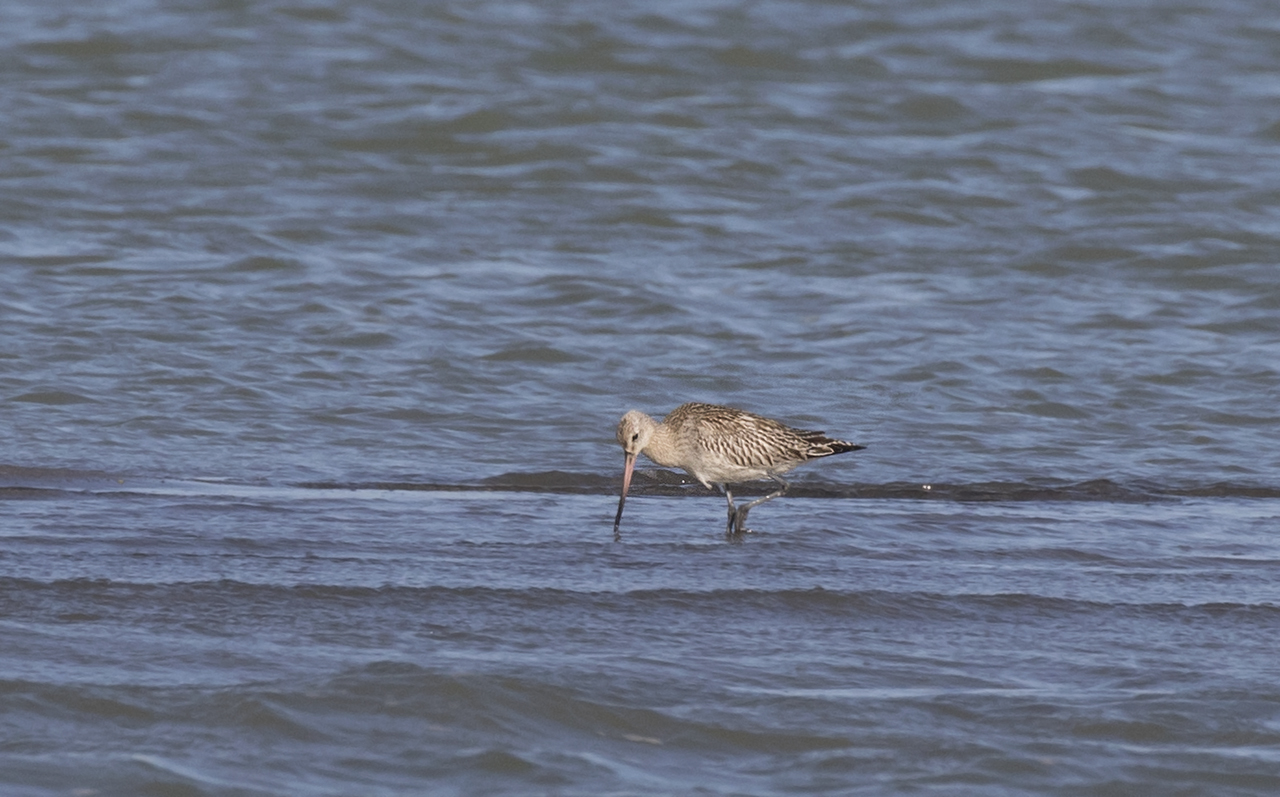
[726,509,757,538]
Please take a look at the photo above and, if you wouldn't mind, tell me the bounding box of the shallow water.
[3,0,1280,794]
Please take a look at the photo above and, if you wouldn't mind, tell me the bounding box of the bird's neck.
[643,424,683,468]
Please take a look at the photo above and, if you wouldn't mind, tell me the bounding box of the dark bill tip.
[613,493,627,535]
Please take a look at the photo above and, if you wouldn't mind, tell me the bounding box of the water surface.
[3,0,1280,794]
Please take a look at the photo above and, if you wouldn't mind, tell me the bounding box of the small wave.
[294,471,1280,502]
[0,662,849,776]
[2,462,1277,503]
[6,578,1276,625]
[320,661,853,755]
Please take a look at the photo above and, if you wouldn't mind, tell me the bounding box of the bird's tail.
[800,432,865,458]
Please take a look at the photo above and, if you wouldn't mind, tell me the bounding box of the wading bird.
[613,402,863,538]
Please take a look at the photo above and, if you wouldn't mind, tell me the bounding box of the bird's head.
[615,409,655,456]
[613,409,657,537]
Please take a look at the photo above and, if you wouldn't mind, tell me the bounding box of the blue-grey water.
[4,0,1280,794]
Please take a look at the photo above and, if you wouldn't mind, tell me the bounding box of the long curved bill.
[613,451,636,537]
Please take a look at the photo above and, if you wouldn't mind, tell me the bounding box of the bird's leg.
[720,485,737,536]
[732,476,790,534]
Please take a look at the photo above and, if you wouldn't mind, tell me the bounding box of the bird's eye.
[631,433,639,442]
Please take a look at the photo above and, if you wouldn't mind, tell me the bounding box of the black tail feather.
[825,440,865,455]
[800,434,865,458]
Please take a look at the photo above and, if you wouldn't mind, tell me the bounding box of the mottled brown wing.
[668,403,844,468]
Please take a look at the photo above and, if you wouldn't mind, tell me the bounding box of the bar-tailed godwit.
[613,402,864,537]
